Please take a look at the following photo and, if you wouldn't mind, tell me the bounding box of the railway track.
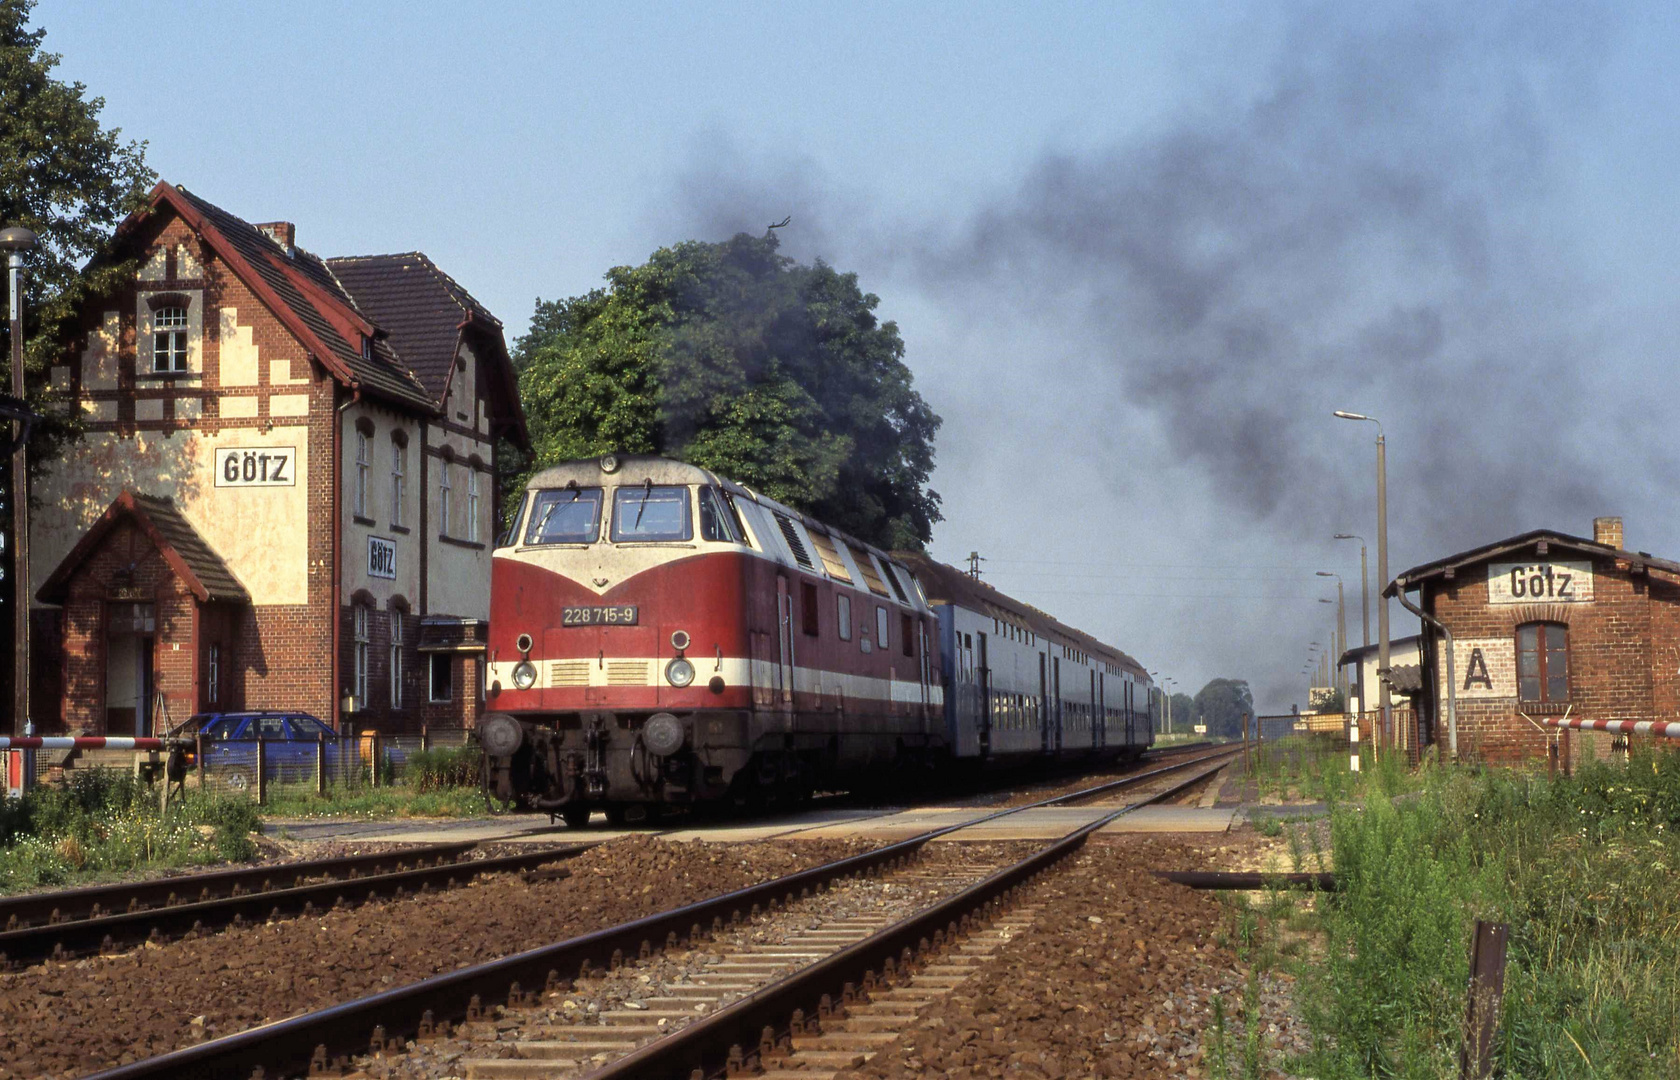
[0,841,596,969]
[82,741,1244,1080]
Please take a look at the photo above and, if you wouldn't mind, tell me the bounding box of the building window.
[440,460,453,537]
[391,440,406,527]
[389,610,404,709]
[354,430,370,518]
[467,468,480,542]
[1518,622,1569,703]
[836,594,852,641]
[430,654,453,703]
[152,306,189,372]
[206,643,221,705]
[353,604,370,708]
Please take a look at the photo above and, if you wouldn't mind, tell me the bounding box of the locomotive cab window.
[1518,622,1569,703]
[875,606,890,651]
[836,594,852,640]
[526,486,603,545]
[612,484,693,542]
[699,486,743,543]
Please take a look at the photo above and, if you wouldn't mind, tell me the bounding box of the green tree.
[1168,691,1194,728]
[1,0,154,463]
[513,231,942,549]
[1192,678,1255,739]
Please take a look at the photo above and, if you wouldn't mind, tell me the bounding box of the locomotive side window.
[901,614,915,657]
[836,594,852,640]
[699,486,743,543]
[876,606,890,650]
[611,484,693,542]
[525,487,603,545]
[498,491,529,548]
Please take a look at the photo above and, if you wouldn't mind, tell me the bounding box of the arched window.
[1517,622,1568,703]
[352,602,371,708]
[389,602,406,709]
[439,449,455,537]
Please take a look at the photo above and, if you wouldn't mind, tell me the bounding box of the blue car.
[188,710,342,791]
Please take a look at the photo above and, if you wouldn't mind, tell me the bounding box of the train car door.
[977,632,991,758]
[1088,671,1102,749]
[1038,652,1049,754]
[1124,680,1134,745]
[775,576,794,726]
[1049,656,1062,754]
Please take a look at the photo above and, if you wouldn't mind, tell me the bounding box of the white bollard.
[1350,718,1361,773]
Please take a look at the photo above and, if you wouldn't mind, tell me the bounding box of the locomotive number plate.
[562,605,639,626]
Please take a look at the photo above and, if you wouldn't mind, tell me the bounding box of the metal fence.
[192,727,476,800]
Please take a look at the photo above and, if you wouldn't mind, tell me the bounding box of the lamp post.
[2,225,39,745]
[1318,571,1347,699]
[1333,534,1370,648]
[1334,411,1390,753]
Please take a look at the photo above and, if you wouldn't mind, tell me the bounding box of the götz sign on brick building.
[1487,561,1594,605]
[367,536,397,580]
[213,446,297,487]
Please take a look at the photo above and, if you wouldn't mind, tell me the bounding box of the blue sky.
[39,1,1680,711]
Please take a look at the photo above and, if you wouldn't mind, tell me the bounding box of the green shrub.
[405,746,482,792]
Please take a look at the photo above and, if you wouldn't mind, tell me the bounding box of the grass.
[258,783,490,820]
[1224,746,1680,1079]
[0,769,260,893]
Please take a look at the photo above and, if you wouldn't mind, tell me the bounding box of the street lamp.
[1333,534,1370,648]
[1317,571,1347,697]
[1,224,39,745]
[1334,410,1390,751]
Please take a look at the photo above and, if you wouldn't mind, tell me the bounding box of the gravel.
[0,836,877,1079]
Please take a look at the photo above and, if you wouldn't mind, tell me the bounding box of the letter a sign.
[1463,647,1493,691]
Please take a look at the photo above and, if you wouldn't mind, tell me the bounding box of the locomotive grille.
[606,660,651,686]
[549,659,590,687]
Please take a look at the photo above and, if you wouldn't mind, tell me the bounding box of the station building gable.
[24,182,527,738]
[1387,517,1680,765]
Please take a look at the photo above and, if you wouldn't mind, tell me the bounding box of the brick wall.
[1425,552,1680,765]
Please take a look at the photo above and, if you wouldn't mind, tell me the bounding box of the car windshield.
[525,487,604,545]
[612,484,692,542]
[202,716,244,739]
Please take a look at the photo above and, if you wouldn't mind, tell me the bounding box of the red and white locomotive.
[478,455,1153,824]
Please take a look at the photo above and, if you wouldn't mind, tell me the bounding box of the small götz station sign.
[368,536,397,580]
[1486,561,1594,604]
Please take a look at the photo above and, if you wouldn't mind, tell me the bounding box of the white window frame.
[206,643,220,705]
[152,306,189,373]
[391,441,406,527]
[876,606,890,651]
[354,431,370,518]
[389,610,404,709]
[440,461,453,537]
[353,604,370,708]
[467,468,480,543]
[836,594,852,641]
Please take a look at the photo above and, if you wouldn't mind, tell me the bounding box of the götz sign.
[368,536,397,580]
[1486,561,1594,605]
[214,446,297,487]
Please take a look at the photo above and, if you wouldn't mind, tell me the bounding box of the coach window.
[1518,622,1569,703]
[876,606,890,651]
[801,581,820,636]
[526,486,603,544]
[612,484,693,542]
[836,594,852,640]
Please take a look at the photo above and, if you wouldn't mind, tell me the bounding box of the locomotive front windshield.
[612,484,693,542]
[525,486,604,544]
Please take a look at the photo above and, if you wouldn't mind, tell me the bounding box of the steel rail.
[586,753,1240,1080]
[83,745,1244,1080]
[1152,870,1338,891]
[0,841,481,931]
[0,843,594,969]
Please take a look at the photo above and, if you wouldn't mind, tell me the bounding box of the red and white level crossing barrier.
[0,736,182,751]
[1540,717,1680,740]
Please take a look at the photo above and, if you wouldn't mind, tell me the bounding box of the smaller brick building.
[1386,517,1680,765]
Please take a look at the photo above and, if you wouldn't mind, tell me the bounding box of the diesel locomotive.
[477,455,1154,824]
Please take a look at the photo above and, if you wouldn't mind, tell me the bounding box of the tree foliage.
[1192,678,1255,739]
[1,0,155,464]
[1168,692,1194,728]
[513,231,942,549]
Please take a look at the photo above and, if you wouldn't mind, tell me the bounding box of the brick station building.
[23,181,527,736]
[1385,516,1680,765]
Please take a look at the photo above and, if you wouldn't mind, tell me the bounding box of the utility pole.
[1336,411,1391,753]
[966,551,985,579]
[2,226,40,745]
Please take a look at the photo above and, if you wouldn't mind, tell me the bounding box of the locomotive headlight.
[665,657,696,688]
[512,660,538,690]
